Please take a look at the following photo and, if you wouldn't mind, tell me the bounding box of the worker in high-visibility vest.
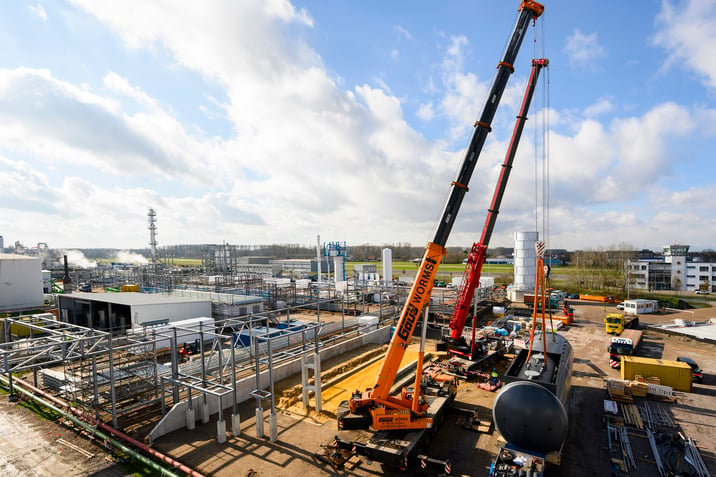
[491,368,499,386]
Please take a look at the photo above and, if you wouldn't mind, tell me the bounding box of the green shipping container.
[620,356,692,392]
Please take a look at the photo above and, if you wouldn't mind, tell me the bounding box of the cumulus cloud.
[2,0,716,253]
[28,4,47,21]
[416,102,434,121]
[652,0,716,92]
[563,30,607,68]
[0,68,218,186]
[584,98,614,118]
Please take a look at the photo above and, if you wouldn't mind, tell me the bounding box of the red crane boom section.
[449,58,548,342]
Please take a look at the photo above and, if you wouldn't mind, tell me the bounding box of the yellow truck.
[604,313,639,335]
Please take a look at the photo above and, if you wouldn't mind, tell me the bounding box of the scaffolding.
[62,334,161,426]
[2,277,490,439]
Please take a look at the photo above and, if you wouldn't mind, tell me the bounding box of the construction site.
[1,2,715,477]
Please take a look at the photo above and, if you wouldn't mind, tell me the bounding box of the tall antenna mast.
[148,208,158,270]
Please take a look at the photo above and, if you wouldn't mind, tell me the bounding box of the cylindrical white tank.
[513,231,538,291]
[333,256,345,282]
[382,248,392,283]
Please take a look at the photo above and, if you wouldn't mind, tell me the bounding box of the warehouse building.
[58,292,212,334]
[0,253,44,312]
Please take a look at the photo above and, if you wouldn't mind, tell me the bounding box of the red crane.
[446,58,549,360]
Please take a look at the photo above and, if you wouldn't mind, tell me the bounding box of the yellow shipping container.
[120,284,140,292]
[620,356,692,392]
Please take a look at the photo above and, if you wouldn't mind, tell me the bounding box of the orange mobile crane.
[333,1,544,471]
[444,57,548,366]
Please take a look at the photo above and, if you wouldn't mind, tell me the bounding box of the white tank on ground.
[513,231,538,291]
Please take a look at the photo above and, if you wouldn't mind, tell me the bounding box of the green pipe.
[0,375,182,477]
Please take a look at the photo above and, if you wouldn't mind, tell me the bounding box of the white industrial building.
[0,253,44,312]
[272,258,333,278]
[58,292,212,334]
[627,244,715,293]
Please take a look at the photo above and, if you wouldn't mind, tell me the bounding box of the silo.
[513,231,538,291]
[382,248,392,283]
[334,255,345,282]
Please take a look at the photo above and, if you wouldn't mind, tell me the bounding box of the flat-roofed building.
[58,292,212,334]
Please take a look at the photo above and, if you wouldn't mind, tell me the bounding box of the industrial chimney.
[62,255,73,292]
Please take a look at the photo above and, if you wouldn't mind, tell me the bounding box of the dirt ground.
[0,397,127,477]
[1,302,715,476]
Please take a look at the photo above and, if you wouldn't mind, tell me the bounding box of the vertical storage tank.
[513,231,538,291]
[382,248,392,284]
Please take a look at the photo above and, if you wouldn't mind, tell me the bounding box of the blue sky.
[1,0,716,253]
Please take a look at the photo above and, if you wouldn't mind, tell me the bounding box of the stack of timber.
[627,381,649,398]
[606,379,633,402]
[620,403,644,430]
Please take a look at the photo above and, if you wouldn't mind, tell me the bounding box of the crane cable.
[526,10,554,363]
[538,16,555,338]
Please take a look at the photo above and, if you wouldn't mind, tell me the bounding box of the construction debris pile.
[604,380,709,476]
[652,431,710,477]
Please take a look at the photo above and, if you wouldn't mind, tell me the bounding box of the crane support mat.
[335,394,453,470]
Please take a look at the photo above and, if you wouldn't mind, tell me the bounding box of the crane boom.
[346,1,544,431]
[448,58,549,350]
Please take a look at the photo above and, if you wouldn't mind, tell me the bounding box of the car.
[676,357,703,383]
[616,302,625,310]
[695,290,710,295]
[567,294,579,299]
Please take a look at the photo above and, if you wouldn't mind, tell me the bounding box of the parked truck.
[604,313,639,335]
[524,294,559,310]
[608,329,643,369]
[549,289,567,303]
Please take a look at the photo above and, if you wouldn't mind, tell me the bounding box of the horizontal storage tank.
[621,356,692,392]
[357,314,379,330]
[493,332,573,454]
